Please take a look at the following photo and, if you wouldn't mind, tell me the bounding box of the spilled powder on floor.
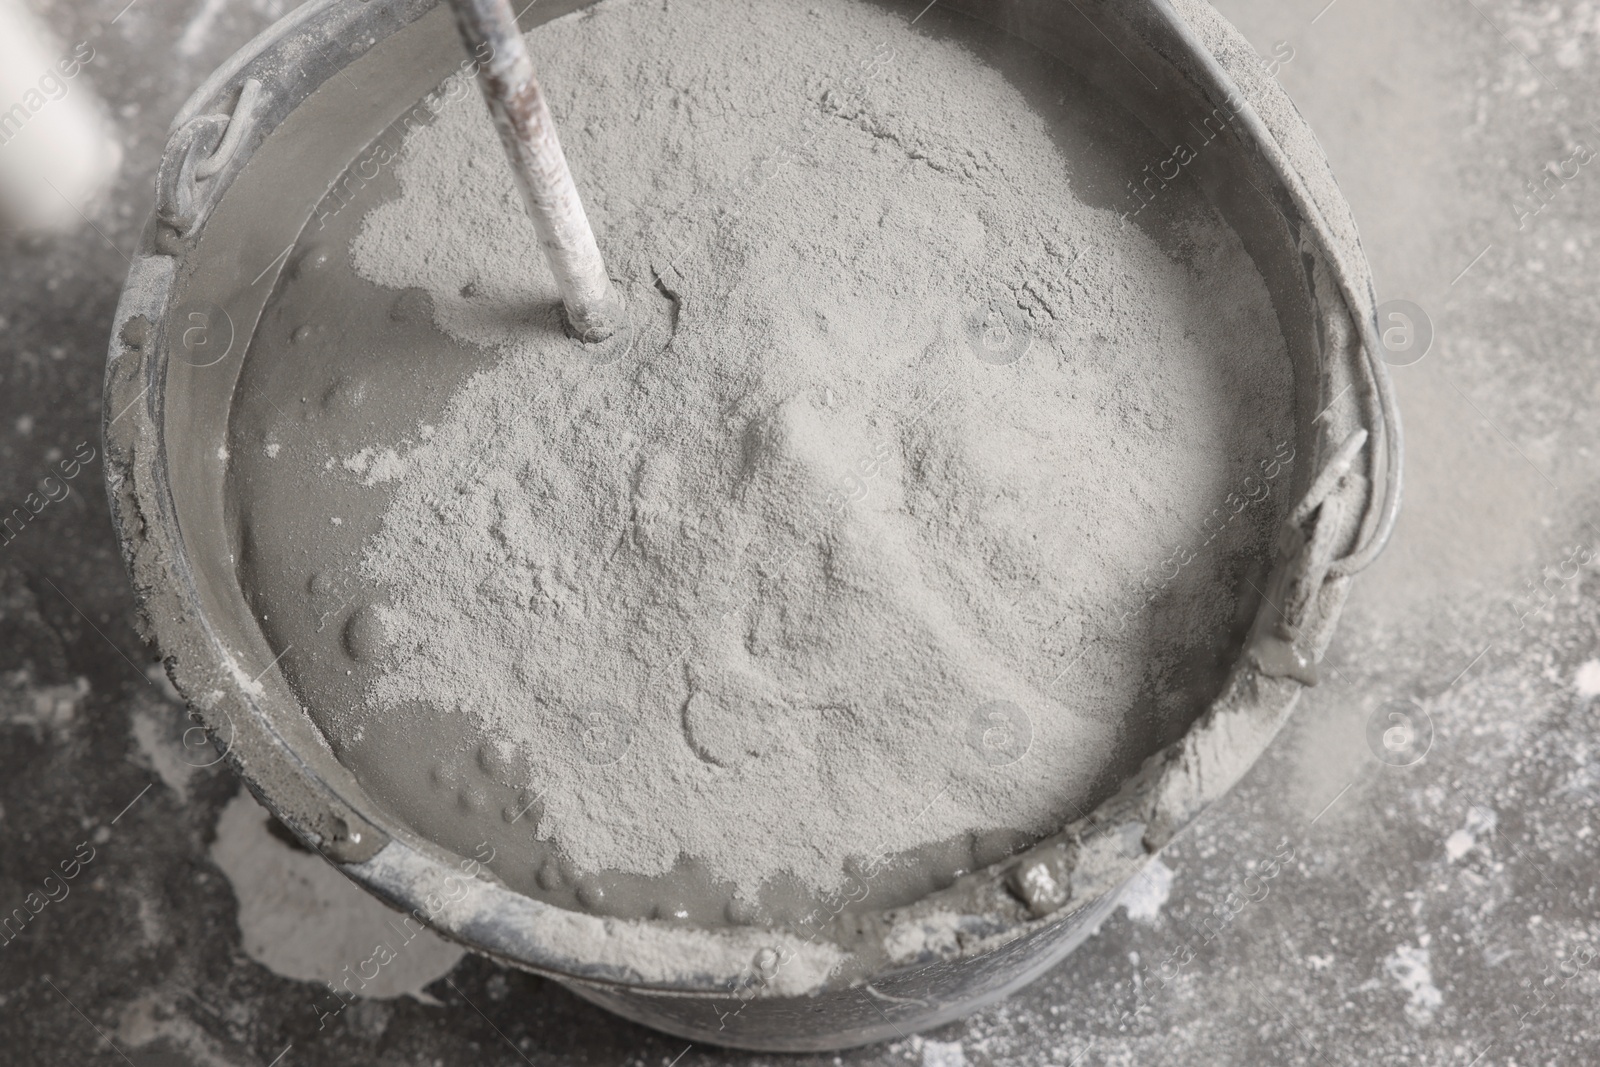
[341,0,1289,901]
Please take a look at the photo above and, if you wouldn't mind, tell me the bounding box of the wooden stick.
[447,0,625,342]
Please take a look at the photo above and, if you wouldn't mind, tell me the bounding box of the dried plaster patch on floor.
[115,990,242,1067]
[1384,941,1444,1025]
[210,788,464,1000]
[1573,658,1600,698]
[129,690,200,802]
[1116,857,1175,925]
[0,669,88,740]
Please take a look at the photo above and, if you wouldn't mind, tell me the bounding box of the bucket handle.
[156,78,264,239]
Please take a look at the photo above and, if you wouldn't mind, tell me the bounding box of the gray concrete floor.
[2,0,1597,1064]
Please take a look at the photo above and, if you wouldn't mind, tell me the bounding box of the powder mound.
[343,0,1290,902]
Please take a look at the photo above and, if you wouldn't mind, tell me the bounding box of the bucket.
[103,0,1399,1051]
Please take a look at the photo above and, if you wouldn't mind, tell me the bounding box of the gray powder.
[337,0,1290,905]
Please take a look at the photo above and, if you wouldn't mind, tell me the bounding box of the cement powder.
[340,0,1290,903]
